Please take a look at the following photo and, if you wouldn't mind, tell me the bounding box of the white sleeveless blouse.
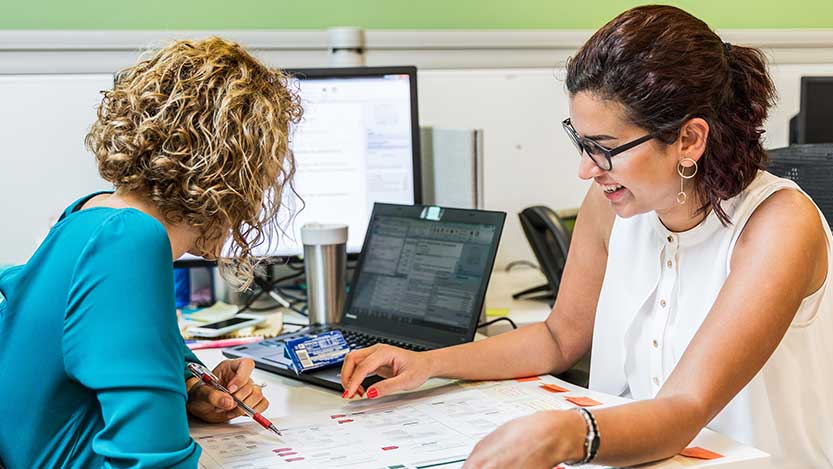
[590,171,833,468]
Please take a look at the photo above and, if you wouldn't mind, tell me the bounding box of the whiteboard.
[0,74,114,265]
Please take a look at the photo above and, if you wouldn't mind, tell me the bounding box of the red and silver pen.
[187,362,282,437]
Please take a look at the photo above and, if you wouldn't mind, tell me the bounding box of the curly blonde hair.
[86,37,303,289]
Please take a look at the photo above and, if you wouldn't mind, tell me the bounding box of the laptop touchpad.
[312,367,383,387]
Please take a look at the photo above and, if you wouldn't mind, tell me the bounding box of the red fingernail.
[367,388,378,399]
[342,391,349,398]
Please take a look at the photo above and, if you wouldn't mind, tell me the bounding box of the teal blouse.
[0,193,202,468]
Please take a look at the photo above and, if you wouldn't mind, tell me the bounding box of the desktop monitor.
[790,77,833,145]
[175,66,422,266]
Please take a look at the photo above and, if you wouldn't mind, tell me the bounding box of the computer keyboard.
[335,329,428,352]
[258,329,428,352]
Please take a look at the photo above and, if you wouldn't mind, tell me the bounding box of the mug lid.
[300,223,348,245]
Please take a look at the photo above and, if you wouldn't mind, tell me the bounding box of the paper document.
[195,376,767,469]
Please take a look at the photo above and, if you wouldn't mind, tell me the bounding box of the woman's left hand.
[463,410,583,469]
[186,358,269,423]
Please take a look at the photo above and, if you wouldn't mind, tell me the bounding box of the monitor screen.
[800,77,833,144]
[177,66,421,265]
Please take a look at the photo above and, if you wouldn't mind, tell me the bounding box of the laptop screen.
[343,204,505,347]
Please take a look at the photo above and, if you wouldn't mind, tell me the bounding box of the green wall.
[2,0,832,30]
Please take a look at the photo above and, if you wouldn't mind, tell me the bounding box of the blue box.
[284,331,350,373]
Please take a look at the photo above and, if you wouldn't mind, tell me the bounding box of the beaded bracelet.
[566,407,600,465]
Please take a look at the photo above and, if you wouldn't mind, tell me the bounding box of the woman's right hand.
[340,344,435,399]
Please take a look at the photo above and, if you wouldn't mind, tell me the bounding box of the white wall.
[0,75,113,264]
[418,69,589,268]
[1,30,831,267]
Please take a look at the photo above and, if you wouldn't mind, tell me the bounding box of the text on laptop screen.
[344,215,498,341]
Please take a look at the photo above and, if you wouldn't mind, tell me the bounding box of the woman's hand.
[340,344,435,399]
[463,410,585,469]
[186,358,269,423]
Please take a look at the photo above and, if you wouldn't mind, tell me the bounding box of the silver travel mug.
[301,223,348,325]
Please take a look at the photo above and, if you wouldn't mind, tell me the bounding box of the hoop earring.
[676,158,698,205]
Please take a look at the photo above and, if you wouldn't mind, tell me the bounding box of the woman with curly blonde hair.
[0,37,302,467]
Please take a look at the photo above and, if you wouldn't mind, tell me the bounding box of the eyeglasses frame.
[562,117,656,171]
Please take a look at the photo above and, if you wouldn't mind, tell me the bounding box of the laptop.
[223,203,506,391]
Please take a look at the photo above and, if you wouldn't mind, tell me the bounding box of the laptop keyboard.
[337,329,428,352]
[259,328,428,352]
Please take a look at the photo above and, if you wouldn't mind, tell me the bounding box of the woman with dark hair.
[340,6,833,468]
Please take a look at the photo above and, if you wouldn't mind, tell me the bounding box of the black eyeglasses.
[562,118,655,171]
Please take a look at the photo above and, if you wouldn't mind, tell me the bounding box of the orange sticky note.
[565,396,602,407]
[679,446,723,460]
[540,383,568,393]
[515,376,541,382]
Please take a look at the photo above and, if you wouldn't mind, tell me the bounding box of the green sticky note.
[486,308,510,317]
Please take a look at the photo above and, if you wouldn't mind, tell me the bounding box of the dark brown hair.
[565,5,776,224]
